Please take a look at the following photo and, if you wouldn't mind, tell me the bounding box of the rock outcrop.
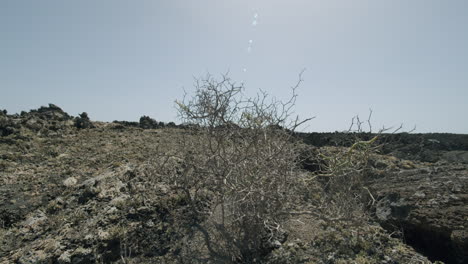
[0,104,97,137]
[298,132,468,163]
[74,112,95,129]
[370,163,468,264]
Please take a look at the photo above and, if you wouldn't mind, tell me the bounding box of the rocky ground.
[370,163,467,264]
[1,105,466,263]
[301,132,468,264]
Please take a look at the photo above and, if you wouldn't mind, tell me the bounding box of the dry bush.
[313,110,411,221]
[154,72,312,263]
[152,73,395,263]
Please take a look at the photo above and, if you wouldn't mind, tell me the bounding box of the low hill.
[1,105,466,263]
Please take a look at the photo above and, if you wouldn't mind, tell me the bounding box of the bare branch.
[167,71,313,261]
[367,108,373,133]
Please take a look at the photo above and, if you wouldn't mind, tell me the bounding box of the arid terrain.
[1,105,467,264]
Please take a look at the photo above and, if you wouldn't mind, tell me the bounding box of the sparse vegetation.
[147,73,389,263]
[0,82,466,263]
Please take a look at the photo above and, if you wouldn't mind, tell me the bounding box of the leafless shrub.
[152,72,408,262]
[154,72,313,262]
[312,110,383,220]
[316,109,416,219]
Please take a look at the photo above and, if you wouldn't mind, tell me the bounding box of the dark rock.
[298,132,468,163]
[139,115,159,129]
[0,207,23,228]
[0,118,20,137]
[0,104,86,137]
[69,248,95,264]
[74,112,95,129]
[442,151,468,164]
[112,120,140,128]
[166,122,177,128]
[35,103,71,121]
[370,165,468,264]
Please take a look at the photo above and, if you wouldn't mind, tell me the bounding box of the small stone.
[400,160,415,169]
[374,160,389,169]
[57,250,72,264]
[22,211,48,231]
[272,240,282,248]
[451,184,462,193]
[109,195,129,207]
[413,192,426,198]
[106,206,118,214]
[98,230,111,240]
[63,177,77,187]
[18,250,48,264]
[58,153,69,159]
[146,220,155,227]
[428,199,439,206]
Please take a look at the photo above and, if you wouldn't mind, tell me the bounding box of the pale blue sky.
[1,0,467,133]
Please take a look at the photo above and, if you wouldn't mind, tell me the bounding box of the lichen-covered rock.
[267,219,434,264]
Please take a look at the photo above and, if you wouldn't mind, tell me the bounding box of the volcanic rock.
[370,164,468,264]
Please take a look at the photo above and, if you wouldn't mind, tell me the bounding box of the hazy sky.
[1,0,467,133]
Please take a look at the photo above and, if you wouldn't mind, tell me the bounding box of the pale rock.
[63,177,77,187]
[57,250,72,263]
